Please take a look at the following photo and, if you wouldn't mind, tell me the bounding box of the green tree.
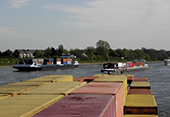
[96,40,110,60]
[51,47,57,56]
[33,50,42,58]
[85,46,96,61]
[44,47,51,57]
[13,49,20,58]
[57,44,68,56]
[115,49,128,58]
[3,49,13,57]
[109,49,119,60]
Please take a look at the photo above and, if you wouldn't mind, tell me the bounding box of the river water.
[0,62,170,117]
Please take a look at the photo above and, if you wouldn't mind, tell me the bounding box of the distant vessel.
[13,56,79,71]
[101,60,149,73]
[164,59,170,66]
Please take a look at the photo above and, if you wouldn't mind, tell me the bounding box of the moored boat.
[13,56,79,71]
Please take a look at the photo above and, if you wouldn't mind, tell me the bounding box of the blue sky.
[1,0,170,51]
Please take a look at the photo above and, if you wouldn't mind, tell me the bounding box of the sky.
[0,0,170,51]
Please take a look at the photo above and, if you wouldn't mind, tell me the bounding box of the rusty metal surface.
[128,88,152,94]
[33,94,116,117]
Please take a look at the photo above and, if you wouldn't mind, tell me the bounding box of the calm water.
[0,62,170,117]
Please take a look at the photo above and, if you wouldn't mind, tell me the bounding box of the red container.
[33,94,116,117]
[136,62,139,65]
[72,82,124,117]
[128,88,152,94]
[57,59,61,61]
[127,86,130,94]
[129,63,133,67]
[134,77,148,82]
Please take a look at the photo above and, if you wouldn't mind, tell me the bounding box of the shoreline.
[0,66,12,68]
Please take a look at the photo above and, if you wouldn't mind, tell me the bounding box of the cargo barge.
[101,60,149,73]
[12,56,79,71]
[0,74,158,117]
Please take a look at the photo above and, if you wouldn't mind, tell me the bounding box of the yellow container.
[126,74,134,78]
[6,81,51,86]
[130,82,150,89]
[0,86,40,96]
[93,74,127,105]
[0,94,11,100]
[0,81,51,96]
[0,94,64,117]
[125,94,157,115]
[124,115,158,117]
[24,75,73,82]
[23,82,86,95]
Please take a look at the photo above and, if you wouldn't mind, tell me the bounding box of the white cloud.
[8,0,30,9]
[44,0,170,32]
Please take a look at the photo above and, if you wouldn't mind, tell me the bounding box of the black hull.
[13,65,79,71]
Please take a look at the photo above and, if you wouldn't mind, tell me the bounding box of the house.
[17,49,35,58]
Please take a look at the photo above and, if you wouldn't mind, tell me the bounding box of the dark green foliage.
[1,40,170,65]
[33,50,42,58]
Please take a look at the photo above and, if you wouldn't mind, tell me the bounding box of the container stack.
[33,74,127,117]
[0,74,158,117]
[0,75,86,117]
[125,76,158,116]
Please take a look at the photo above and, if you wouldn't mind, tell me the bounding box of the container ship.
[0,74,158,117]
[101,60,149,73]
[12,56,79,71]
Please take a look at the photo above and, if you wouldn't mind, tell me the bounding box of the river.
[0,62,170,117]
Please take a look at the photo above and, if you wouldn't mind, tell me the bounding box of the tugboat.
[13,56,79,71]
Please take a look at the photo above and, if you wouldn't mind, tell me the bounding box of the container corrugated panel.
[128,88,152,94]
[134,77,148,82]
[0,85,41,96]
[124,94,157,115]
[72,82,123,95]
[5,81,51,87]
[124,115,158,117]
[130,82,150,89]
[24,75,73,82]
[93,74,127,106]
[0,94,64,117]
[32,94,116,117]
[0,94,11,100]
[23,82,86,95]
[72,82,124,117]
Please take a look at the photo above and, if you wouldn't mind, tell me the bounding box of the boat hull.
[101,64,149,73]
[13,64,79,71]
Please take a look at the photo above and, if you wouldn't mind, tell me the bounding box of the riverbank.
[0,66,11,68]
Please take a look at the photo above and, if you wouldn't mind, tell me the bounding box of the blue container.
[63,62,67,65]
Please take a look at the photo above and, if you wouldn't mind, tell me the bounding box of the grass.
[0,58,18,66]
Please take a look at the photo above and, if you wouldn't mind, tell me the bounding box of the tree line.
[1,40,170,62]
